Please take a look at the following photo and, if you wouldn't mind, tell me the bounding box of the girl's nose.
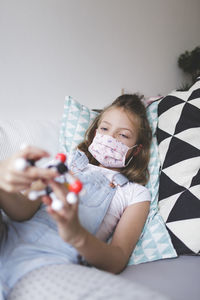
[108,131,116,139]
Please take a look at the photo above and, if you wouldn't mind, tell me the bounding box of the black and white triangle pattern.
[157,78,200,255]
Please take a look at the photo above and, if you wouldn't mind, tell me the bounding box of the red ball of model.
[68,180,83,194]
[55,153,67,163]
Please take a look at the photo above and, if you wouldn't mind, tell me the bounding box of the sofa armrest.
[0,119,60,165]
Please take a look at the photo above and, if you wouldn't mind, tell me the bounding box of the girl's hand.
[44,180,85,247]
[0,146,58,193]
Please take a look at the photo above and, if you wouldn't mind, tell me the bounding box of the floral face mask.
[88,132,137,168]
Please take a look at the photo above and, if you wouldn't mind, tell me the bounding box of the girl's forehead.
[100,107,139,128]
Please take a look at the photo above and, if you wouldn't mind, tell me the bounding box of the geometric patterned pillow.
[59,96,98,155]
[129,100,177,264]
[156,77,200,255]
[59,96,177,264]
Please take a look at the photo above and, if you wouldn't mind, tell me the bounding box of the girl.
[0,94,152,299]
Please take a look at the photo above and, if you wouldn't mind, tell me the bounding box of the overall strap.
[70,150,89,172]
[112,173,129,187]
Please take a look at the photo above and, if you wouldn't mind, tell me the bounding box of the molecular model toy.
[15,152,83,211]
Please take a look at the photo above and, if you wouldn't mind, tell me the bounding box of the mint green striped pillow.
[129,100,177,265]
[59,96,98,155]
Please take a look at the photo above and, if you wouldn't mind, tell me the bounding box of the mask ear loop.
[124,144,138,167]
[125,144,143,167]
[124,155,133,167]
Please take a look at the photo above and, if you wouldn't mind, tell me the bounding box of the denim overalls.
[0,150,128,300]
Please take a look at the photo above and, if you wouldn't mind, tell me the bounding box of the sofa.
[0,79,199,300]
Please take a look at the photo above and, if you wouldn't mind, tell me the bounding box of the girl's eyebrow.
[101,120,110,125]
[101,120,133,133]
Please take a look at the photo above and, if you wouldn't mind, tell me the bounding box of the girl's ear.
[133,144,143,156]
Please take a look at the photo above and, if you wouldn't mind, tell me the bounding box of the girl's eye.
[100,127,108,131]
[120,133,129,139]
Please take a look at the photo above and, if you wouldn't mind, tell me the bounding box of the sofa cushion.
[59,96,177,265]
[121,255,200,300]
[157,78,200,255]
[7,264,169,300]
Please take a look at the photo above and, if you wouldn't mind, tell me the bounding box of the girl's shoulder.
[117,181,151,206]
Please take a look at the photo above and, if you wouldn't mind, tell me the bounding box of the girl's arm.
[47,180,150,274]
[0,190,41,221]
[75,201,149,274]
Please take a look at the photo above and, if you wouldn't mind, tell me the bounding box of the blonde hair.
[78,94,152,185]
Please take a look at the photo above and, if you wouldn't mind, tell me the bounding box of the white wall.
[0,0,200,119]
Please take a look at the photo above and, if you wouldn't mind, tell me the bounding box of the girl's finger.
[41,195,52,205]
[20,145,50,161]
[23,167,59,181]
[2,183,30,193]
[48,180,68,201]
[4,174,32,186]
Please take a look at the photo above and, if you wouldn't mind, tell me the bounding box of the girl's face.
[97,107,139,159]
